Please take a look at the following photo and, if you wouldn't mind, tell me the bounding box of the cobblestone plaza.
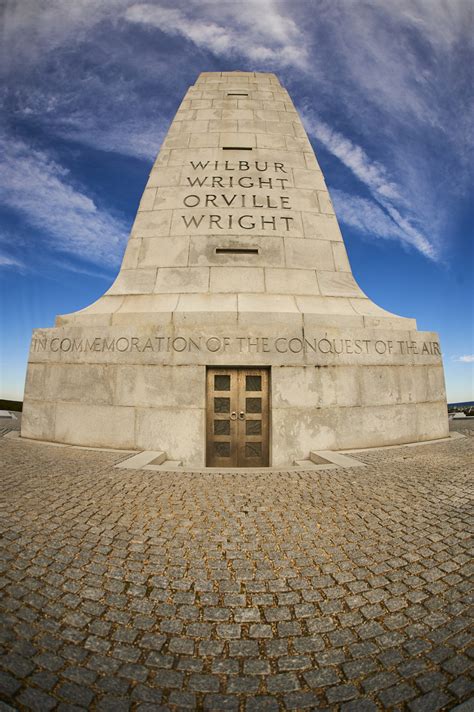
[1,421,472,711]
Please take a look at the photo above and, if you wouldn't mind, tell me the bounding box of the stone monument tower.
[22,71,448,466]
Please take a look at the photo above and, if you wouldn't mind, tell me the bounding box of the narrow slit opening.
[227,93,249,96]
[222,147,253,151]
[216,248,259,255]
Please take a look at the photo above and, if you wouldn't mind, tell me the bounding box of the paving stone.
[203,694,239,711]
[131,684,162,703]
[153,669,183,688]
[0,670,21,697]
[266,672,300,692]
[0,433,472,710]
[304,667,340,687]
[57,680,95,706]
[362,670,399,693]
[30,671,61,693]
[95,696,130,712]
[448,675,474,700]
[326,684,359,703]
[378,682,417,706]
[283,690,321,708]
[168,691,196,708]
[340,701,378,712]
[96,676,130,695]
[16,687,57,710]
[408,690,453,711]
[228,675,260,693]
[188,673,220,692]
[245,697,279,711]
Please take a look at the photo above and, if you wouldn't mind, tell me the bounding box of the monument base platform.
[22,314,449,467]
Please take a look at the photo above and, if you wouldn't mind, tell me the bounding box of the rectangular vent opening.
[227,92,249,96]
[216,248,259,255]
[222,146,253,151]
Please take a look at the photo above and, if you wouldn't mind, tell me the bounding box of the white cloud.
[124,1,309,69]
[303,115,400,200]
[331,191,406,242]
[304,117,437,259]
[0,253,24,269]
[0,134,129,265]
[55,115,168,161]
[457,355,474,363]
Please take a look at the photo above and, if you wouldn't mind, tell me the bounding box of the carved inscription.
[32,334,442,357]
[180,160,295,232]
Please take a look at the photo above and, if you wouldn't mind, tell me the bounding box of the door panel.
[206,368,269,467]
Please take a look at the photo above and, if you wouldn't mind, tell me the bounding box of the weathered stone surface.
[0,429,472,709]
[21,71,448,461]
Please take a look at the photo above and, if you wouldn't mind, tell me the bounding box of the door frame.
[205,366,271,468]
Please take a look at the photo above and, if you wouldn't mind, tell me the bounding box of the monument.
[21,71,449,466]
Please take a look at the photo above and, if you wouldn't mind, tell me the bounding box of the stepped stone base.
[22,315,448,467]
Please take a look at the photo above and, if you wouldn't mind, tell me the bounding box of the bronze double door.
[206,368,270,467]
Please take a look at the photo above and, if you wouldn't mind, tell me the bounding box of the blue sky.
[1,0,473,402]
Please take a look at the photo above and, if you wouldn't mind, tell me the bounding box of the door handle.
[239,411,246,420]
[230,412,237,420]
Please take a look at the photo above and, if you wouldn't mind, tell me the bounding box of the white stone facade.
[21,71,448,465]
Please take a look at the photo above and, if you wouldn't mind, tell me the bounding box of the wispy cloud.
[0,134,128,265]
[456,355,474,363]
[124,1,309,69]
[302,116,400,201]
[304,116,437,259]
[1,0,471,268]
[0,253,25,270]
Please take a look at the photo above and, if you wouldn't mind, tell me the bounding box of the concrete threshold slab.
[294,460,339,471]
[115,451,169,469]
[311,450,366,468]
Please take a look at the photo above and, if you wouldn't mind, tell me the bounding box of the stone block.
[54,402,135,448]
[154,267,209,293]
[121,239,141,269]
[332,243,351,272]
[297,296,358,315]
[318,271,365,298]
[416,401,449,440]
[45,364,116,405]
[272,406,338,464]
[138,188,156,211]
[21,398,56,441]
[272,366,337,408]
[284,239,334,270]
[106,269,157,295]
[114,294,178,315]
[146,167,182,188]
[238,294,299,313]
[293,169,326,190]
[219,133,256,147]
[188,235,284,268]
[23,363,48,400]
[135,408,205,464]
[138,236,189,268]
[115,365,203,408]
[265,268,319,295]
[302,212,343,241]
[210,266,265,293]
[131,210,172,237]
[359,366,402,406]
[176,294,238,312]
